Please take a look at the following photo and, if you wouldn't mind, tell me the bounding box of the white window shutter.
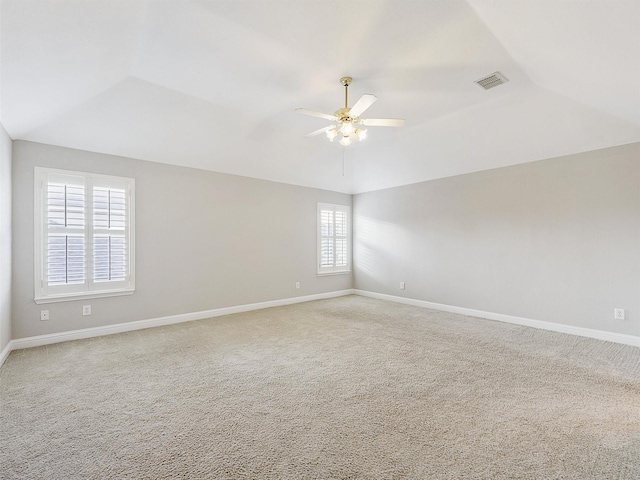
[35,167,135,304]
[93,185,128,282]
[317,203,351,275]
[44,174,87,289]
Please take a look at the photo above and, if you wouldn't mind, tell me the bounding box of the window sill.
[317,270,351,277]
[35,289,135,304]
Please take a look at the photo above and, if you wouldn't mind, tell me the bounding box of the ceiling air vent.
[475,71,508,90]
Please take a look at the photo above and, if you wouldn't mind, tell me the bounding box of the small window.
[34,167,135,303]
[317,203,351,275]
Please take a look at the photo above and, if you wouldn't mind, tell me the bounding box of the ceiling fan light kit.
[296,76,405,146]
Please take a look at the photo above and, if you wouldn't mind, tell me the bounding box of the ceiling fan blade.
[295,108,337,122]
[305,126,332,138]
[360,118,406,127]
[349,94,377,118]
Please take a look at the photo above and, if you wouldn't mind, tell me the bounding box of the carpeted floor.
[1,295,639,479]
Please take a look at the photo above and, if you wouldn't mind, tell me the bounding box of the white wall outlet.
[400,282,405,290]
[295,282,300,289]
[614,308,625,320]
[40,310,49,321]
[83,305,92,316]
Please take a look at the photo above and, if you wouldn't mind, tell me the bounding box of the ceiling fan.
[296,77,405,146]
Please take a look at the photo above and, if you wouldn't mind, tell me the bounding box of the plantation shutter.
[35,167,135,303]
[93,185,128,282]
[334,209,348,267]
[46,175,86,287]
[320,209,334,267]
[318,203,351,274]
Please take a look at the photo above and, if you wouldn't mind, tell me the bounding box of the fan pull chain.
[342,147,345,177]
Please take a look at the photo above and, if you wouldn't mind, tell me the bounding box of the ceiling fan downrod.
[340,76,352,109]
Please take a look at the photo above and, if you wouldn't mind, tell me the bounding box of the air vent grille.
[475,72,508,90]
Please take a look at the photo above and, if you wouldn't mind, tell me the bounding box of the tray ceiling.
[2,0,639,193]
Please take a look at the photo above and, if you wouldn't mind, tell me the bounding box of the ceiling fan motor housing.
[334,107,355,123]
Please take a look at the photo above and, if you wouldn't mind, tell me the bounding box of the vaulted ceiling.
[2,0,639,194]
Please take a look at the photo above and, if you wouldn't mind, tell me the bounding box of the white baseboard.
[0,340,12,366]
[4,288,636,369]
[354,290,640,348]
[3,289,355,363]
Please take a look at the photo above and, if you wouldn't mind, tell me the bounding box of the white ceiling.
[2,0,639,194]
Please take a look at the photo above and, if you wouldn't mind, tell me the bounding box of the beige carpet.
[1,295,639,479]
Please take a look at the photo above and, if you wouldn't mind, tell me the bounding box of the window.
[317,203,350,275]
[34,167,135,303]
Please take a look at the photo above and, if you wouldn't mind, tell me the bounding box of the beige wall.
[12,141,352,339]
[0,125,12,351]
[10,139,639,342]
[353,143,640,337]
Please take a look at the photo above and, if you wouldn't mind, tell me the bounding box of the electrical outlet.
[400,282,405,290]
[83,305,92,316]
[295,282,300,289]
[614,308,625,320]
[40,310,49,321]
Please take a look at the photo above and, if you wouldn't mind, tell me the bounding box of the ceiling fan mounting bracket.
[340,76,352,87]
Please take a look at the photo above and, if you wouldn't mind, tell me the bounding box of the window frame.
[317,202,351,276]
[34,167,135,304]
